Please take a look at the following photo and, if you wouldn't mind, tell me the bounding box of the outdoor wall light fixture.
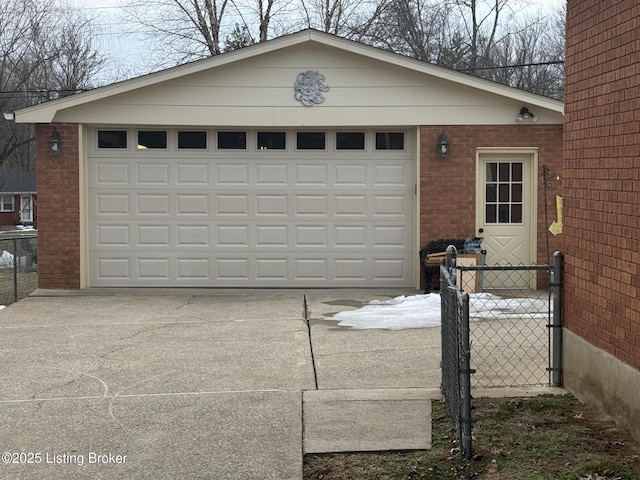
[437,132,450,157]
[49,129,61,155]
[516,107,538,123]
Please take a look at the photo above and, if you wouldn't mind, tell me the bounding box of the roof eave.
[11,29,564,123]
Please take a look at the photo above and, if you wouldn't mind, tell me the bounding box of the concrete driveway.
[0,288,440,480]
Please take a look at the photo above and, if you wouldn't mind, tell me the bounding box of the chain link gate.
[440,246,563,459]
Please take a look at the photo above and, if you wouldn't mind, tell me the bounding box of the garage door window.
[375,132,404,150]
[336,132,365,150]
[138,131,167,149]
[98,130,127,149]
[258,132,286,150]
[297,132,325,150]
[178,131,207,149]
[218,131,247,150]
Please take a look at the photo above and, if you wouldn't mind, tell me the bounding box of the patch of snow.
[0,250,14,268]
[332,294,442,330]
[330,293,550,330]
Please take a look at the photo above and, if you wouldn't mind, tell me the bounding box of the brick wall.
[35,123,81,289]
[420,124,564,269]
[564,0,640,369]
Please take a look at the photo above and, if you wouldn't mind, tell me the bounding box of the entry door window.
[485,162,523,224]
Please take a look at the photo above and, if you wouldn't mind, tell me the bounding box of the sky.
[68,0,565,85]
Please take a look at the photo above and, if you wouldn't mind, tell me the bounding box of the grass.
[0,267,38,306]
[304,395,640,480]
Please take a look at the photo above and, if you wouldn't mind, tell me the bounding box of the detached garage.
[8,29,564,290]
[88,127,414,286]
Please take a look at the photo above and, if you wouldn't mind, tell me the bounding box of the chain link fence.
[440,247,563,459]
[0,232,38,306]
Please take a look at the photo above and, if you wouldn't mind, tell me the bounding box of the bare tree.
[0,0,104,170]
[364,0,564,99]
[122,0,295,62]
[297,0,393,39]
[363,0,450,61]
[122,0,231,65]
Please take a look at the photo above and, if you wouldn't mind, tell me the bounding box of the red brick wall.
[564,0,640,369]
[420,124,564,268]
[36,123,81,289]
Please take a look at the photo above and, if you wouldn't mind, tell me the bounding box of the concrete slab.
[13,289,305,326]
[303,388,435,453]
[0,314,315,399]
[304,289,441,390]
[303,289,421,319]
[0,390,302,480]
[309,321,441,390]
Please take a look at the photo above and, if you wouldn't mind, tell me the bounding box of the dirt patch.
[304,395,640,480]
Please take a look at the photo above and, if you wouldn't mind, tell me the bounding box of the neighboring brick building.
[564,0,640,439]
[0,167,37,229]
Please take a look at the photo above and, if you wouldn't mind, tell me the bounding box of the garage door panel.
[177,163,209,185]
[256,225,288,247]
[138,258,171,279]
[256,258,289,280]
[137,194,170,215]
[216,163,250,185]
[295,164,328,186]
[256,164,288,185]
[216,225,250,247]
[295,195,328,216]
[295,226,328,247]
[90,253,415,286]
[216,194,249,215]
[373,164,410,186]
[256,194,289,216]
[373,225,407,247]
[96,194,130,215]
[335,164,367,186]
[216,258,250,280]
[177,258,210,280]
[137,163,170,185]
[138,225,171,247]
[335,195,367,216]
[96,258,130,280]
[374,195,408,216]
[88,128,415,287]
[96,162,129,184]
[177,194,209,215]
[177,225,209,246]
[97,225,131,247]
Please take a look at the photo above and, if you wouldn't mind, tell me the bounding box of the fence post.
[460,292,473,459]
[551,251,563,387]
[445,245,457,284]
[12,237,18,303]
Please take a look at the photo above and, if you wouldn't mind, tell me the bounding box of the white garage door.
[87,128,415,287]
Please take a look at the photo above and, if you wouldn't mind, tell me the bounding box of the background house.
[8,29,563,290]
[0,167,36,229]
[564,0,640,439]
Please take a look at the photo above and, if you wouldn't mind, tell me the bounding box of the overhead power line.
[460,60,565,72]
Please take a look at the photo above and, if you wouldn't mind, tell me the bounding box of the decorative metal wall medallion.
[294,71,329,106]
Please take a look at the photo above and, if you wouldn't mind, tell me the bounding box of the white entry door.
[476,152,536,287]
[20,195,33,223]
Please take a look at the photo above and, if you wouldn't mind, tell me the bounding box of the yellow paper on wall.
[549,195,563,236]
